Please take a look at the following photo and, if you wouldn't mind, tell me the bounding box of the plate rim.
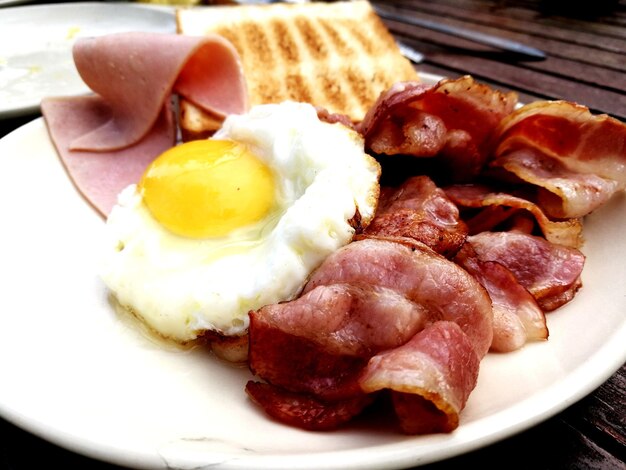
[0,1,175,118]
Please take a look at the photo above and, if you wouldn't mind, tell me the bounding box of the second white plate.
[0,2,176,118]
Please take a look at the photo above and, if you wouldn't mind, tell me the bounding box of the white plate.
[0,75,625,469]
[0,2,175,118]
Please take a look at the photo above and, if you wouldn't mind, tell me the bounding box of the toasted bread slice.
[176,0,419,140]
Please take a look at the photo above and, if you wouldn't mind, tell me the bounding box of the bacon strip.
[248,283,430,401]
[247,238,492,433]
[358,76,517,181]
[444,183,583,248]
[357,81,445,157]
[41,32,248,216]
[245,382,374,431]
[361,175,468,257]
[491,149,622,219]
[492,100,626,183]
[359,321,479,434]
[454,243,547,352]
[489,101,626,218]
[467,231,585,312]
[303,238,493,358]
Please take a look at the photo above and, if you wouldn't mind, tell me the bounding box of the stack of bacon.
[246,76,626,434]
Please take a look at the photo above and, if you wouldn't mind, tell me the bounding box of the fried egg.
[100,101,380,343]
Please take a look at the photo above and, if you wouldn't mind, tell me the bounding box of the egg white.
[99,101,380,343]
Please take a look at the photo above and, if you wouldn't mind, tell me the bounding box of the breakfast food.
[247,237,492,433]
[39,18,626,436]
[99,101,380,344]
[244,75,625,433]
[175,0,419,140]
[358,76,518,183]
[360,175,469,257]
[41,31,248,216]
[489,100,626,219]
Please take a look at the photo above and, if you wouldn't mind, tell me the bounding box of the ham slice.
[42,32,248,216]
[67,32,247,151]
[42,96,176,216]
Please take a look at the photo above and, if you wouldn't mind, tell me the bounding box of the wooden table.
[1,0,624,469]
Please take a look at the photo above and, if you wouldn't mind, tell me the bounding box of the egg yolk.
[139,139,275,239]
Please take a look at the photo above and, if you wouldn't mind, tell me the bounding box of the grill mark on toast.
[314,17,350,115]
[318,72,348,115]
[318,18,351,58]
[272,19,299,65]
[295,17,328,61]
[242,20,274,67]
[344,66,371,116]
[343,20,376,57]
[314,18,365,118]
[285,74,314,103]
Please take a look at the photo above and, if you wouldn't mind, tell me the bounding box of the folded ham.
[42,32,248,216]
[247,238,492,433]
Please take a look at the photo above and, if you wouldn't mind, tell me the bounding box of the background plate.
[0,2,175,118]
[0,73,625,469]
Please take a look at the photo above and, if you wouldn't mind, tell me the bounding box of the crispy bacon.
[444,183,583,248]
[467,231,585,312]
[357,81,443,157]
[491,148,622,219]
[454,243,548,352]
[303,238,493,358]
[247,238,492,433]
[248,283,430,401]
[361,176,468,257]
[489,100,626,218]
[245,382,374,431]
[358,76,517,181]
[360,321,479,434]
